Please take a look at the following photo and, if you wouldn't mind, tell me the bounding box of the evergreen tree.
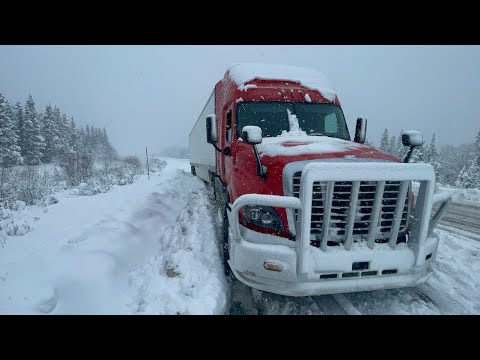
[426,133,442,181]
[0,95,23,166]
[78,126,86,154]
[1,93,117,166]
[475,129,480,166]
[22,95,45,165]
[427,133,438,163]
[102,127,116,159]
[54,107,69,159]
[379,129,389,151]
[84,125,93,154]
[14,102,25,153]
[455,159,480,189]
[409,143,427,163]
[69,118,81,155]
[62,114,71,139]
[91,127,99,155]
[438,144,458,185]
[388,135,397,156]
[455,166,467,187]
[57,113,71,156]
[395,131,407,161]
[41,104,58,163]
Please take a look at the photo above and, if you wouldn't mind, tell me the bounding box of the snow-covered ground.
[437,185,480,207]
[0,158,227,314]
[412,181,480,207]
[1,158,479,314]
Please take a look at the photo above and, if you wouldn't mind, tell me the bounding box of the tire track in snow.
[436,224,480,242]
[332,294,362,315]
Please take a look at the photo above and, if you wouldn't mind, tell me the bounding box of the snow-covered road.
[436,203,480,241]
[2,158,479,315]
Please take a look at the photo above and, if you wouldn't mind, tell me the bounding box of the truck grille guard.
[230,162,451,276]
[292,173,410,246]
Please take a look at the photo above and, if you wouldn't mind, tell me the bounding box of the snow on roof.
[227,63,337,101]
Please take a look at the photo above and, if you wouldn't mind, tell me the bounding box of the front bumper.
[227,162,450,297]
[228,225,439,296]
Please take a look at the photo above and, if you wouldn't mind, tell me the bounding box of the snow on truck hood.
[257,134,366,158]
[227,63,338,102]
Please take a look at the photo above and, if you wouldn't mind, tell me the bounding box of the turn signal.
[264,262,283,272]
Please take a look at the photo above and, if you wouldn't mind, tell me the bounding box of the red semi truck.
[189,63,450,296]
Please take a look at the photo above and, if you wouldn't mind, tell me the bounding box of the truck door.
[219,106,233,184]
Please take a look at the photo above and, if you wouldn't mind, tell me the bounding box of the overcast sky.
[1,45,479,156]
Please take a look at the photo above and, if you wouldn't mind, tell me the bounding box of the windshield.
[236,101,350,140]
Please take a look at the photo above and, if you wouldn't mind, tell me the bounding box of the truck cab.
[190,63,450,296]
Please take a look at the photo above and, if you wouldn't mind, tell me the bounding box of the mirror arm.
[211,143,230,156]
[252,145,267,179]
[212,143,223,153]
[403,145,415,163]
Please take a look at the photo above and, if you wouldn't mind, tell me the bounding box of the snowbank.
[438,186,480,207]
[0,159,227,314]
[413,181,480,207]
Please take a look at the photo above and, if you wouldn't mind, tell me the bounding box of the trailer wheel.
[191,165,196,175]
[222,203,231,277]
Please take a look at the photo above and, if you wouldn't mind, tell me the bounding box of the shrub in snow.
[11,200,26,211]
[16,166,52,205]
[52,166,68,190]
[0,209,33,242]
[111,163,134,185]
[59,152,94,186]
[98,161,132,187]
[124,155,143,175]
[44,195,58,205]
[0,166,17,205]
[5,221,32,236]
[78,180,111,196]
[76,157,144,196]
[149,159,167,174]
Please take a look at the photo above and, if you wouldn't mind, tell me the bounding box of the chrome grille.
[292,172,410,247]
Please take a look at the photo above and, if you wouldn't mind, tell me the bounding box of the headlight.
[241,205,284,232]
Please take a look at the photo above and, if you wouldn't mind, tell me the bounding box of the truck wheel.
[191,165,196,175]
[222,203,231,277]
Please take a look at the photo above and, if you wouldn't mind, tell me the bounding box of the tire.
[222,203,231,277]
[191,165,196,175]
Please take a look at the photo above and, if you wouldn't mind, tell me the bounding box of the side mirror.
[242,126,262,145]
[401,130,424,147]
[402,130,424,163]
[242,126,266,178]
[354,117,367,144]
[206,114,217,144]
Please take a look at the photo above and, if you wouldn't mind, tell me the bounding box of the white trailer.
[189,90,216,183]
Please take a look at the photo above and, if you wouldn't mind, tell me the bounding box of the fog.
[1,45,479,156]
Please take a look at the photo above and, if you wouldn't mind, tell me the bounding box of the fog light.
[261,213,273,225]
[264,262,283,272]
